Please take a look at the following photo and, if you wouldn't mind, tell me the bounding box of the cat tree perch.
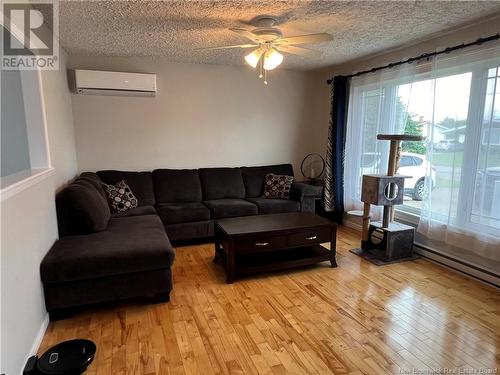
[355,134,425,264]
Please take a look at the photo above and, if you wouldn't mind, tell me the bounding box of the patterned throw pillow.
[103,180,138,213]
[262,173,294,200]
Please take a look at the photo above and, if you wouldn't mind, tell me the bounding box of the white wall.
[1,176,58,375]
[68,56,320,175]
[308,15,500,159]
[0,50,78,375]
[41,51,79,187]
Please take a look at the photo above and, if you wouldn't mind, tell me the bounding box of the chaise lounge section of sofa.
[41,172,175,320]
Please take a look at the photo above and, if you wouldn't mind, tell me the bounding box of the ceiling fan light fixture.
[263,48,283,70]
[244,48,264,68]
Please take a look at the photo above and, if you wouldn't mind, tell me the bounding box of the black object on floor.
[350,247,420,266]
[24,339,96,375]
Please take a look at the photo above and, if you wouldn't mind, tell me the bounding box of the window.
[471,66,500,231]
[412,156,423,166]
[1,69,31,177]
[0,27,51,198]
[399,156,414,167]
[345,45,500,238]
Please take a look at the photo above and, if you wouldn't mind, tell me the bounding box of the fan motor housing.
[250,15,279,28]
[251,28,283,41]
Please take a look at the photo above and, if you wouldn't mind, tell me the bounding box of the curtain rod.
[326,33,500,84]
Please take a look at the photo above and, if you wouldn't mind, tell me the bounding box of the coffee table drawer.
[287,227,331,247]
[235,235,287,253]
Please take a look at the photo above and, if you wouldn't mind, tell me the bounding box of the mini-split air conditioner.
[73,69,157,97]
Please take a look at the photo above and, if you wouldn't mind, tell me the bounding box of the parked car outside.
[361,152,435,201]
[434,139,463,151]
[397,153,436,201]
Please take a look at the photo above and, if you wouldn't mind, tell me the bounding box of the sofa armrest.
[291,183,323,213]
[291,182,323,200]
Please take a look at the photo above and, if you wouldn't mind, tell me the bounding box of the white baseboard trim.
[23,313,49,373]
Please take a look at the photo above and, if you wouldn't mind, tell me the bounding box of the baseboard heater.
[413,243,499,288]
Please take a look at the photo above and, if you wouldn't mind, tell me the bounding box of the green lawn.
[435,176,455,188]
[432,152,463,167]
[432,150,500,168]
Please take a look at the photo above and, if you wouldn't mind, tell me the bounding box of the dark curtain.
[324,75,349,223]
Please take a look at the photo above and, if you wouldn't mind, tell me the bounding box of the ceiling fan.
[198,16,333,84]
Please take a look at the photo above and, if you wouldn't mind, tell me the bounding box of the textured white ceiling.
[58,1,500,70]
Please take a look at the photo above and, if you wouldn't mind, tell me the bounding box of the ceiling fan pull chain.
[264,69,268,85]
[259,58,263,78]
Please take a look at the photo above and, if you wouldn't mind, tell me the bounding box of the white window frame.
[0,15,53,201]
[351,58,500,236]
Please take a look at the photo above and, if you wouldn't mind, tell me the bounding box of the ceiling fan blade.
[196,44,258,51]
[277,33,333,46]
[229,27,261,42]
[275,45,321,58]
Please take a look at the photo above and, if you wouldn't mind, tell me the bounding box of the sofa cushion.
[165,220,214,242]
[241,164,294,198]
[246,198,301,214]
[41,215,174,283]
[157,202,210,225]
[204,199,257,219]
[59,180,111,235]
[153,169,202,203]
[199,168,245,200]
[111,205,157,218]
[97,170,155,206]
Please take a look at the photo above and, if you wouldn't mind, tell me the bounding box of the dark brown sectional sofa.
[40,164,321,319]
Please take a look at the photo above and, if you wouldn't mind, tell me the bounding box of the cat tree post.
[361,202,371,245]
[360,134,425,248]
[380,135,401,227]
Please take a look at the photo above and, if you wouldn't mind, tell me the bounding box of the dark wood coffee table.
[214,212,337,283]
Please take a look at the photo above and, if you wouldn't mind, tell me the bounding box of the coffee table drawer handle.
[306,235,317,240]
[255,242,269,246]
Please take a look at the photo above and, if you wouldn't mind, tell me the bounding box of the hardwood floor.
[38,226,500,374]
